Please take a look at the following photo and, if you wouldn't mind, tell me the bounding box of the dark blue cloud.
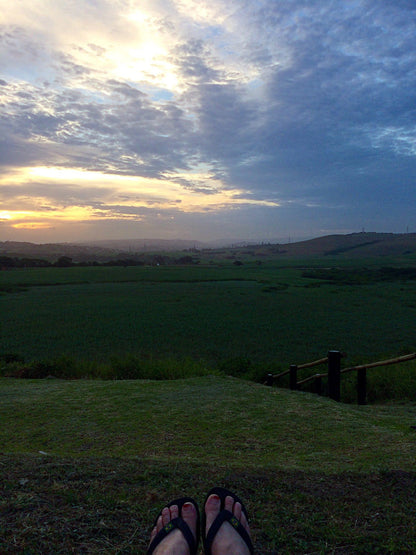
[211,0,416,212]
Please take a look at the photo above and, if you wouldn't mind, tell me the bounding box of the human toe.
[205,494,221,526]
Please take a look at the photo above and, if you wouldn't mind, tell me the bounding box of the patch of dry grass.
[1,456,415,553]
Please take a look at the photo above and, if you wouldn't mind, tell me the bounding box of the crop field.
[2,259,416,367]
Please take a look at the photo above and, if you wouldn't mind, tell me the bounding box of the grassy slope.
[1,376,415,471]
[1,377,415,553]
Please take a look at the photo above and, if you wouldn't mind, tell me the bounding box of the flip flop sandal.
[202,487,254,555]
[147,496,200,555]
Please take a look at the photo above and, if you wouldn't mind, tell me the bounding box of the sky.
[1,0,415,244]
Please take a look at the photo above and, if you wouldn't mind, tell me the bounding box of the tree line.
[0,254,200,269]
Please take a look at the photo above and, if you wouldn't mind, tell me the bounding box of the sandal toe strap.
[205,509,254,555]
[148,517,197,555]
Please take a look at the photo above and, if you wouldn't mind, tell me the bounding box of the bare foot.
[204,493,252,555]
[148,500,198,555]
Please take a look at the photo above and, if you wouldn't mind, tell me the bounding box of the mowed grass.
[1,376,415,470]
[2,262,416,368]
[1,376,415,553]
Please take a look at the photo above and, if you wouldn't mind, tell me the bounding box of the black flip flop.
[202,487,254,555]
[147,496,200,555]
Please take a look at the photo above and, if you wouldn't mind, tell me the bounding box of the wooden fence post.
[357,368,367,405]
[289,365,298,390]
[328,350,341,401]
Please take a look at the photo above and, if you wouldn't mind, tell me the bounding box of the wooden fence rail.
[266,351,416,404]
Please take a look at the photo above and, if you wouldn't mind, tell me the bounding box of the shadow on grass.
[1,455,415,554]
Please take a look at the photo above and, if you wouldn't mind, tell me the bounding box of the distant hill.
[199,232,416,260]
[0,238,207,263]
[77,238,207,251]
[269,232,416,257]
[1,233,416,263]
[204,232,416,260]
[0,241,128,263]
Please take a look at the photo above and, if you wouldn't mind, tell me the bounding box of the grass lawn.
[1,376,415,553]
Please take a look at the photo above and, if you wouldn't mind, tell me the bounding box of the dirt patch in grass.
[1,455,415,554]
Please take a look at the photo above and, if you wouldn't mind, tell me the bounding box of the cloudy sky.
[1,0,415,244]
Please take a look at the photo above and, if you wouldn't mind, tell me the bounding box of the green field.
[2,261,416,365]
[1,259,416,401]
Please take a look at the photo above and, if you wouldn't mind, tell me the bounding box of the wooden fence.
[266,351,416,404]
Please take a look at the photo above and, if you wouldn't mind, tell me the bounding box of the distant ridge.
[77,238,207,251]
[0,238,209,263]
[277,232,416,257]
[0,241,130,263]
[1,233,416,262]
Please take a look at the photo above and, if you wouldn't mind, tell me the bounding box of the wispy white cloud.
[1,0,415,241]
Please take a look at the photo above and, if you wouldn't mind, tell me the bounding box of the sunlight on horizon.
[1,165,280,233]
